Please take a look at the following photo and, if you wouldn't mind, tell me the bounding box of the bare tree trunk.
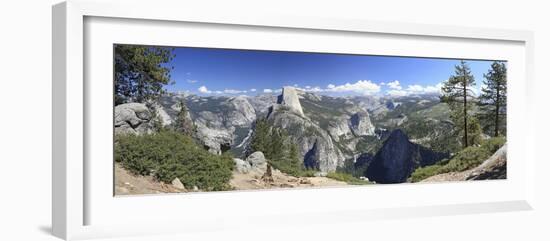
[495,81,500,137]
[463,79,468,147]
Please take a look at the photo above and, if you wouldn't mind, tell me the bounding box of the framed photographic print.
[52,0,536,240]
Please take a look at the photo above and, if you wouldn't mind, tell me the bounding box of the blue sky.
[164,47,499,97]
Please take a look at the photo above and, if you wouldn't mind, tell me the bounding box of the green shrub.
[326,172,371,185]
[410,136,505,182]
[410,162,445,182]
[115,130,234,191]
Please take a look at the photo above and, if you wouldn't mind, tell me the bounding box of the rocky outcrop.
[232,151,267,174]
[278,87,305,117]
[233,158,252,173]
[366,129,447,183]
[349,111,376,136]
[152,102,173,126]
[114,103,155,135]
[246,151,268,171]
[171,178,186,190]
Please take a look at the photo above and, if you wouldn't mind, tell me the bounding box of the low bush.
[115,130,234,191]
[269,160,314,177]
[326,172,371,185]
[409,162,445,183]
[410,136,505,182]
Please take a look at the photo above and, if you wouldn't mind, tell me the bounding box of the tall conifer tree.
[479,61,507,137]
[440,60,477,147]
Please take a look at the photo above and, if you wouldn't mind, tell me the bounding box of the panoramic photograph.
[113,44,507,195]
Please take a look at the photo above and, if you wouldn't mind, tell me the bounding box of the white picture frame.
[52,0,536,240]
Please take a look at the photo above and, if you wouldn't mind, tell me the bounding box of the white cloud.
[309,86,323,92]
[406,84,424,92]
[421,84,443,94]
[223,89,247,94]
[387,89,408,96]
[250,88,257,92]
[198,86,250,95]
[187,79,198,84]
[386,83,443,96]
[406,83,442,95]
[387,80,402,90]
[305,86,311,89]
[198,86,211,94]
[325,80,381,95]
[263,89,273,93]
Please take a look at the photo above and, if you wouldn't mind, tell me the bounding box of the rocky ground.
[115,151,348,195]
[114,163,185,195]
[230,168,347,190]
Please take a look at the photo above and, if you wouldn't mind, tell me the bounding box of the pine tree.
[248,118,271,156]
[478,61,507,137]
[440,60,477,148]
[114,45,175,105]
[268,129,285,162]
[288,143,301,169]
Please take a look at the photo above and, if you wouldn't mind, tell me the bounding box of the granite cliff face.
[366,129,447,183]
[278,87,305,117]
